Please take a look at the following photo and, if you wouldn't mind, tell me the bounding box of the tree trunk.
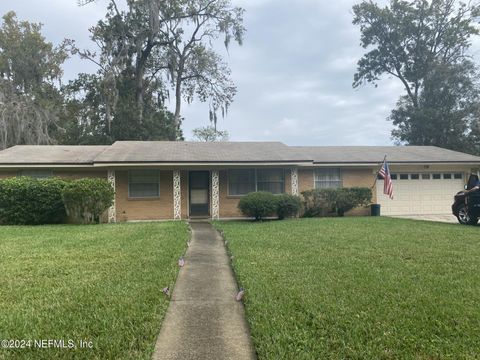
[173,60,185,134]
[174,77,182,132]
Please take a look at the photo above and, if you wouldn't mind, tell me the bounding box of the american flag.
[378,158,394,199]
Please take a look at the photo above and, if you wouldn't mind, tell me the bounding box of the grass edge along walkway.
[0,221,189,360]
[214,217,480,360]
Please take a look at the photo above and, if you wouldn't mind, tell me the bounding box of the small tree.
[62,178,114,224]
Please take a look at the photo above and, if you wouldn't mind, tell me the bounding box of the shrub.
[62,178,114,224]
[276,194,302,219]
[238,192,277,220]
[301,188,337,217]
[301,187,372,217]
[0,177,67,225]
[335,187,372,216]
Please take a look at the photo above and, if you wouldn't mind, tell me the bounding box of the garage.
[377,172,465,215]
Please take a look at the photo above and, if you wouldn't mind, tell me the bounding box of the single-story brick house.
[0,141,479,222]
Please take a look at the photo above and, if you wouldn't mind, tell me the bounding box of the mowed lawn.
[0,222,189,360]
[214,218,480,360]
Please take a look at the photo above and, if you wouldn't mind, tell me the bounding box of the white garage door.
[377,172,464,215]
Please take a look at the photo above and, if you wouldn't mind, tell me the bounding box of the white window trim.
[128,169,161,199]
[227,168,285,196]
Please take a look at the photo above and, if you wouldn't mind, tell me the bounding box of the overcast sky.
[1,0,410,145]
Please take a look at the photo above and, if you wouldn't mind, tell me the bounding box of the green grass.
[214,217,480,360]
[0,222,189,360]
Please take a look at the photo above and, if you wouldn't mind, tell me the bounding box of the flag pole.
[371,154,387,189]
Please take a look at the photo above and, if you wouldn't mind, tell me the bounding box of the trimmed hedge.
[238,192,302,220]
[238,192,278,220]
[276,194,302,219]
[62,178,114,224]
[0,177,67,225]
[302,187,372,217]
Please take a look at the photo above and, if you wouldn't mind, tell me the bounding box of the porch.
[106,168,300,222]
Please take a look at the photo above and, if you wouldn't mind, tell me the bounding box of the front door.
[189,171,210,217]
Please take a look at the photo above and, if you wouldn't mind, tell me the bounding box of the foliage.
[0,12,70,149]
[238,192,277,220]
[0,222,188,360]
[301,188,338,217]
[0,177,67,225]
[275,194,302,220]
[61,178,114,224]
[75,0,245,133]
[60,72,181,144]
[192,125,229,141]
[352,0,480,152]
[301,187,372,217]
[335,187,372,216]
[214,218,480,359]
[390,61,480,152]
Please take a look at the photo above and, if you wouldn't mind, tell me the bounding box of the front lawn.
[0,222,189,360]
[214,217,480,359]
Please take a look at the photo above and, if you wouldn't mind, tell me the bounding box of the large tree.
[352,0,480,151]
[76,0,244,134]
[0,12,69,149]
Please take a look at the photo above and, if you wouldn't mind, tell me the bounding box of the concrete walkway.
[152,222,256,360]
[389,214,458,224]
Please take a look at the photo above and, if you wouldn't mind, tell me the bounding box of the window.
[421,173,431,180]
[454,173,463,179]
[432,173,441,180]
[18,170,53,179]
[314,169,342,189]
[399,174,409,180]
[443,173,452,179]
[391,173,398,180]
[228,169,255,196]
[257,169,285,194]
[128,170,160,198]
[227,169,285,195]
[411,173,419,180]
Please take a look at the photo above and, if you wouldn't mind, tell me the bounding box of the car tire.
[456,204,479,225]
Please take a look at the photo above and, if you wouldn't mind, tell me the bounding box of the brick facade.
[0,166,378,221]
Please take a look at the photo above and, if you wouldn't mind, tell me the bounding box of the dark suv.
[452,174,480,225]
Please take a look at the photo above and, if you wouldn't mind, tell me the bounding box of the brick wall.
[298,167,374,216]
[115,170,174,222]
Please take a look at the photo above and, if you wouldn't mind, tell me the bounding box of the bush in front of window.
[238,192,278,220]
[301,187,372,217]
[335,187,372,216]
[62,178,114,224]
[276,194,302,219]
[301,188,338,217]
[0,177,68,225]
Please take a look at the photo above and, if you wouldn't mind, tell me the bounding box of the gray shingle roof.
[94,141,311,163]
[292,146,480,163]
[0,142,478,166]
[0,145,109,164]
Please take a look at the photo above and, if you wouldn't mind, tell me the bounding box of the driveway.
[389,214,458,224]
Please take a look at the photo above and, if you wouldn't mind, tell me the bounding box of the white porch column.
[173,170,182,220]
[107,170,116,223]
[291,168,299,195]
[211,170,220,219]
